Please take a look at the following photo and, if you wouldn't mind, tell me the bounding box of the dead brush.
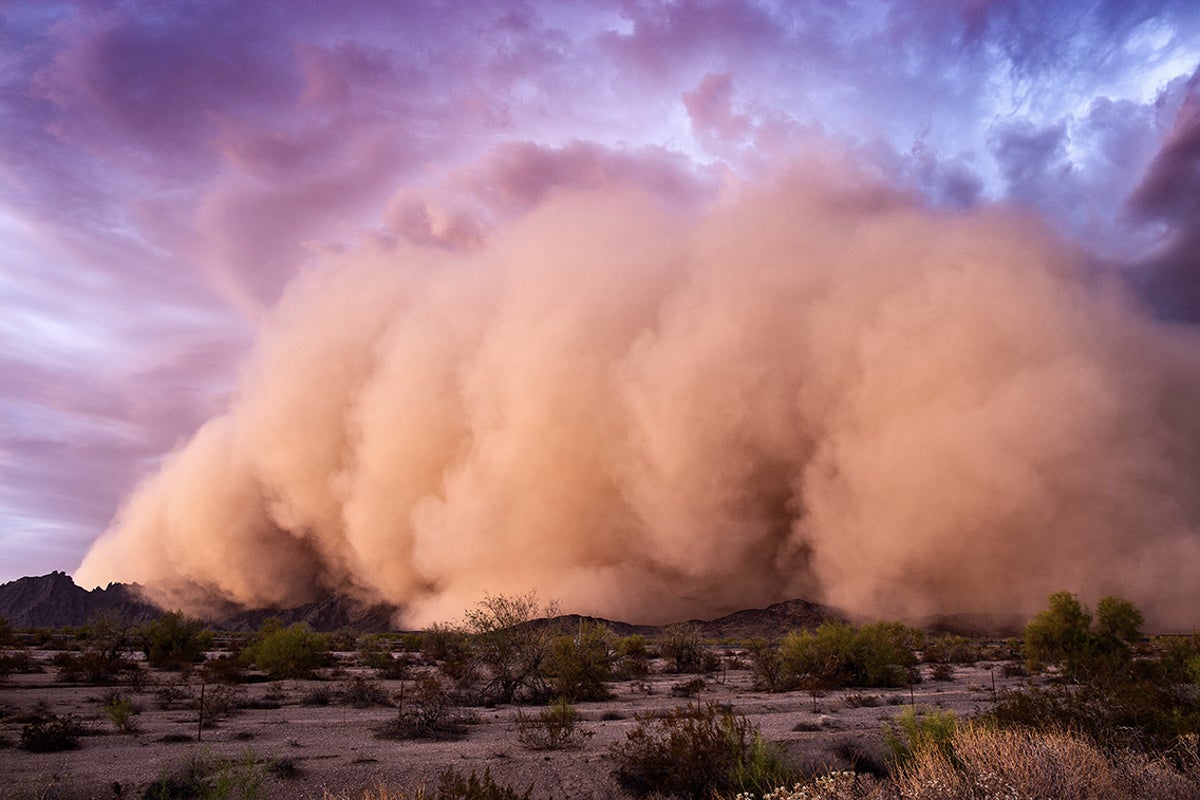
[893,726,1200,800]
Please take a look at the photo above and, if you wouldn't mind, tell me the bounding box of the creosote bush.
[750,621,922,693]
[241,619,331,679]
[140,611,213,669]
[513,697,592,750]
[610,702,792,799]
[545,621,616,701]
[19,713,87,752]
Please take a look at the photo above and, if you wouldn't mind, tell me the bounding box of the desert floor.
[0,649,1031,800]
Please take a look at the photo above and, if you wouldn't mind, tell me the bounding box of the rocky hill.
[0,571,161,628]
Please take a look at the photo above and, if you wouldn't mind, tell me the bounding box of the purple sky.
[2,0,1199,584]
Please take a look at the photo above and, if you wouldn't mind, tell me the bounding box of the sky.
[3,1,1200,616]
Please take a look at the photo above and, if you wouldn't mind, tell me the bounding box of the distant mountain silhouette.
[0,571,161,628]
[0,573,1014,637]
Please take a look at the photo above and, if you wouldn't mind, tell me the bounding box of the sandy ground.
[0,650,1031,800]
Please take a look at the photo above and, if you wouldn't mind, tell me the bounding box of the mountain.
[0,571,161,628]
[0,573,1012,638]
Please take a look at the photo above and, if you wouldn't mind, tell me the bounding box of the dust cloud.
[76,164,1200,629]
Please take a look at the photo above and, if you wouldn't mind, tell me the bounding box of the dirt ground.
[0,649,1031,800]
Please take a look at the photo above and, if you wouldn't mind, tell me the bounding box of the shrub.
[360,635,410,679]
[545,621,615,701]
[20,714,86,752]
[201,653,248,684]
[884,706,958,764]
[339,676,391,707]
[747,638,793,692]
[433,768,532,800]
[513,697,591,750]
[242,619,331,679]
[104,694,140,733]
[921,634,980,665]
[610,702,791,799]
[143,752,269,800]
[614,634,651,680]
[659,624,705,674]
[780,621,921,690]
[379,673,465,740]
[670,677,706,698]
[141,611,213,669]
[52,650,135,684]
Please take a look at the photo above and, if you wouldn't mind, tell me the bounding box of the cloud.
[77,160,1200,629]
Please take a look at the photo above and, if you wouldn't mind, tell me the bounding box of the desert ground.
[0,643,1030,800]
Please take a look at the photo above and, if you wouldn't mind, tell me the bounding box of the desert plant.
[747,638,794,692]
[433,768,533,800]
[360,635,410,679]
[1024,590,1143,681]
[659,624,705,674]
[241,619,331,679]
[379,673,465,740]
[610,702,791,799]
[884,706,958,764]
[513,697,592,750]
[19,713,86,752]
[780,621,921,690]
[104,694,140,733]
[339,675,391,707]
[141,611,213,669]
[143,751,269,800]
[545,621,616,701]
[614,634,652,680]
[462,592,558,704]
[670,676,707,697]
[52,649,135,684]
[921,634,980,664]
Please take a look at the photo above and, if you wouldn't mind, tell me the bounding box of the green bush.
[241,619,330,679]
[610,702,792,799]
[884,706,959,764]
[104,694,140,733]
[779,621,921,690]
[1023,591,1143,681]
[141,611,213,670]
[545,621,615,701]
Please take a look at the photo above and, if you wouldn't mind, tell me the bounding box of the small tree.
[141,611,213,669]
[1023,591,1142,681]
[463,592,558,704]
[242,619,330,679]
